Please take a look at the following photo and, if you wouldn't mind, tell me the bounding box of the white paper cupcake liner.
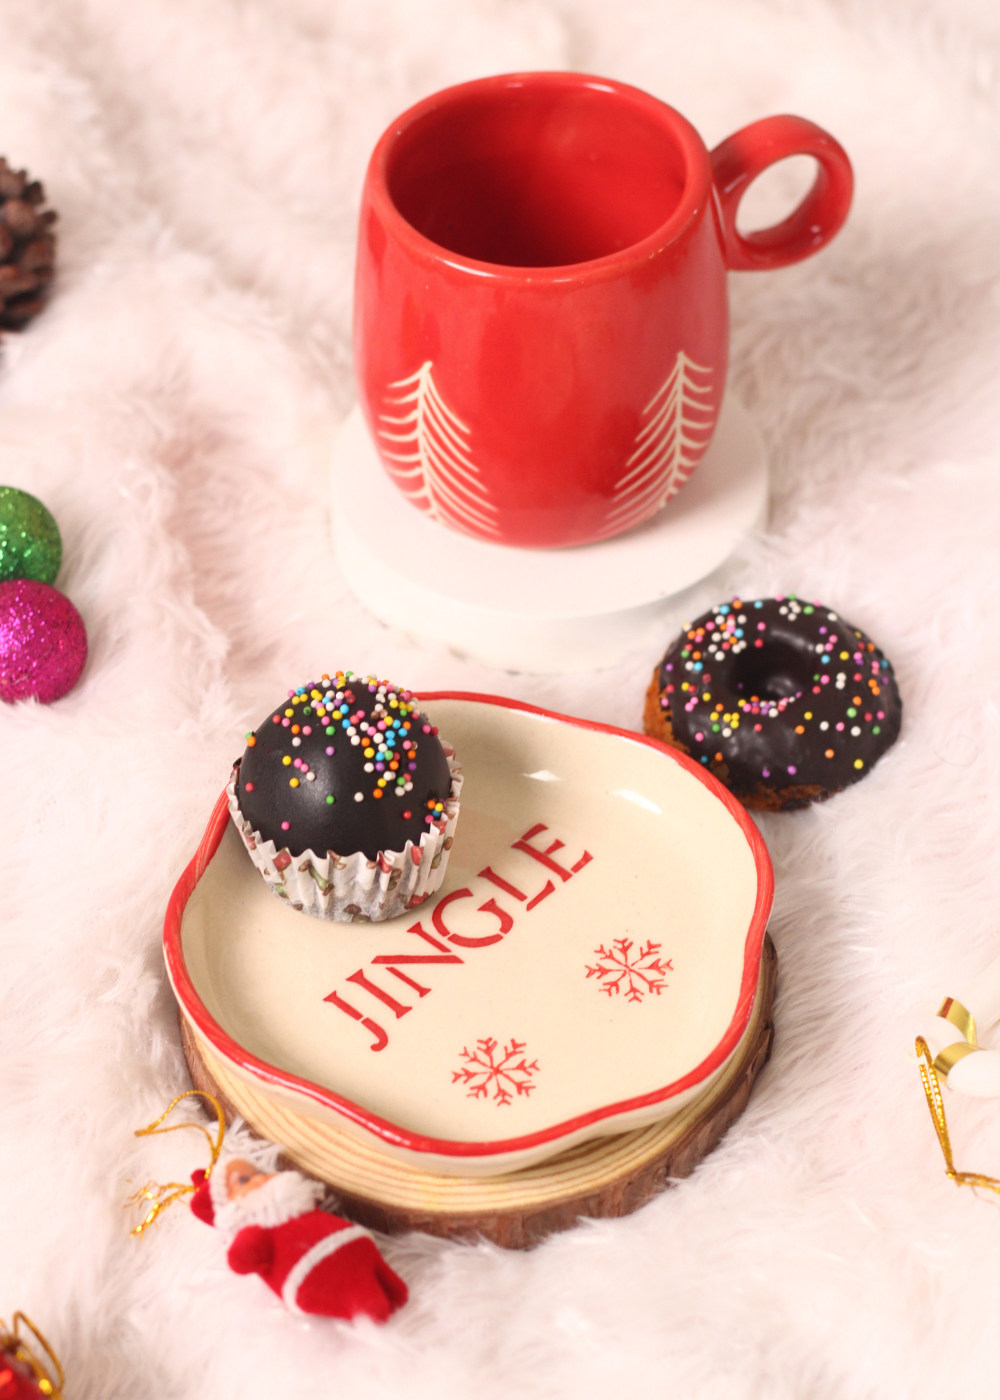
[226,742,463,923]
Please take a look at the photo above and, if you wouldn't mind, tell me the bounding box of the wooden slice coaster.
[180,933,775,1249]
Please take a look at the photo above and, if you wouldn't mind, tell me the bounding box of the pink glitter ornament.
[0,578,87,704]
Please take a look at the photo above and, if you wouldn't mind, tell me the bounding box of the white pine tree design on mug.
[377,362,500,538]
[603,352,715,536]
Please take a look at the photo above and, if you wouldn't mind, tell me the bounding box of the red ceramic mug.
[354,72,852,549]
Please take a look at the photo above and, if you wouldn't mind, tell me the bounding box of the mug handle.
[710,115,853,271]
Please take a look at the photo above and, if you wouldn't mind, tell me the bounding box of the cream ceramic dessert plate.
[165,695,773,1177]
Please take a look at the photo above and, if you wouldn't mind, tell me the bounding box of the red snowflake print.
[452,1037,539,1105]
[585,938,672,1003]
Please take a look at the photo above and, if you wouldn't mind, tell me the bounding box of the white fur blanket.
[4,2,1000,1396]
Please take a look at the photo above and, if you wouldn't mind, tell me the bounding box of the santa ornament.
[131,1091,407,1323]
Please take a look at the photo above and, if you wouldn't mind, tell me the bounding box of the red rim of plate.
[163,691,774,1162]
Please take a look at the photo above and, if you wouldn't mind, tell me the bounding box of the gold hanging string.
[128,1089,226,1238]
[0,1312,65,1398]
[915,1036,1000,1197]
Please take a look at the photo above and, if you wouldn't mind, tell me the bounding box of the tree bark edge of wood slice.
[180,933,776,1250]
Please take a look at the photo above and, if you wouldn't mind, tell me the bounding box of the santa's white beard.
[213,1169,325,1242]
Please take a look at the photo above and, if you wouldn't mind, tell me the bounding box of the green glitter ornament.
[0,486,62,585]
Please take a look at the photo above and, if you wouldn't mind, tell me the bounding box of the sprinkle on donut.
[643,597,903,810]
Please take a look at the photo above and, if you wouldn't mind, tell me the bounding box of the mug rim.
[364,70,712,286]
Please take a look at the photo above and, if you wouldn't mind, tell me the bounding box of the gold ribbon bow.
[0,1313,65,1398]
[916,996,1000,1198]
[128,1089,226,1238]
[930,996,980,1077]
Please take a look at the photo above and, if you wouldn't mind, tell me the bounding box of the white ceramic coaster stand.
[330,397,768,674]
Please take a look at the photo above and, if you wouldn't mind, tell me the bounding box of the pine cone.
[0,158,57,330]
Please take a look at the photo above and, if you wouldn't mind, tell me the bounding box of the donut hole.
[730,641,812,702]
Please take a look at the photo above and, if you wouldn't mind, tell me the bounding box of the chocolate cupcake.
[228,671,462,920]
[644,597,902,810]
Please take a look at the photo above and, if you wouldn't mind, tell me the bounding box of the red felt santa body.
[189,1157,407,1323]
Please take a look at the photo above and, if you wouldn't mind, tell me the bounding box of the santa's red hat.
[189,1168,215,1225]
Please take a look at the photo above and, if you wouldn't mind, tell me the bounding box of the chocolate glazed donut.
[644,597,902,810]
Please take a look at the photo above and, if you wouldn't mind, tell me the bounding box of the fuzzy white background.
[3,1,1000,1396]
